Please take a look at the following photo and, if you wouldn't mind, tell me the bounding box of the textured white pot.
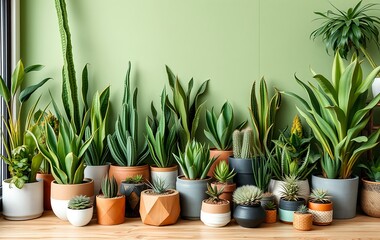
[268,179,310,204]
[150,166,178,189]
[372,77,380,98]
[67,207,93,227]
[84,165,110,195]
[2,179,43,220]
[200,211,231,227]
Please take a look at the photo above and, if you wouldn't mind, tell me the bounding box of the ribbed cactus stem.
[232,130,243,158]
[241,128,254,159]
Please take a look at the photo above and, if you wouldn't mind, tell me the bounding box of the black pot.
[228,157,255,187]
[120,182,146,217]
[233,204,265,228]
[278,198,305,223]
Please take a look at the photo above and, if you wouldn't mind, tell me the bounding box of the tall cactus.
[232,130,242,158]
[241,129,254,159]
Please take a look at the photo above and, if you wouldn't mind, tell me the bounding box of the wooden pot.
[36,173,54,210]
[308,201,333,225]
[109,164,150,191]
[96,195,125,225]
[265,209,277,224]
[140,189,180,226]
[208,149,233,177]
[293,212,313,231]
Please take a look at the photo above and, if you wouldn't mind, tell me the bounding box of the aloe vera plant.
[107,62,149,166]
[285,52,380,179]
[165,66,209,150]
[204,101,246,151]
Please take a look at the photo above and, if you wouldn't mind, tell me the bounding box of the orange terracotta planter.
[211,182,236,204]
[109,164,150,190]
[36,173,54,210]
[265,209,277,223]
[140,189,180,226]
[96,195,126,225]
[293,213,313,231]
[208,149,233,177]
[308,201,333,225]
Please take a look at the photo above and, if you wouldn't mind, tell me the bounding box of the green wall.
[20,0,380,141]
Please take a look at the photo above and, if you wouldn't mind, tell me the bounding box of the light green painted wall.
[20,0,380,141]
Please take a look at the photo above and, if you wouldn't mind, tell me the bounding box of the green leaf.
[11,60,25,95]
[19,78,52,103]
[0,76,10,102]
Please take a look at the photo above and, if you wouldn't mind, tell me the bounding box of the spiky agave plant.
[205,183,224,203]
[296,205,310,214]
[146,177,169,194]
[213,160,236,183]
[280,175,300,201]
[68,195,92,210]
[309,189,331,204]
[101,175,118,198]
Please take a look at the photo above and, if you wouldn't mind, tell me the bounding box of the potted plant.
[232,185,265,228]
[96,175,125,225]
[293,205,312,231]
[204,101,246,176]
[308,189,333,225]
[140,178,180,226]
[84,88,111,195]
[310,1,380,97]
[174,140,216,219]
[251,156,273,207]
[278,175,305,223]
[67,195,93,227]
[108,62,150,187]
[211,160,236,204]
[1,60,51,220]
[267,115,318,203]
[359,158,380,217]
[285,52,380,218]
[200,183,231,227]
[264,201,277,224]
[120,174,146,218]
[146,89,178,189]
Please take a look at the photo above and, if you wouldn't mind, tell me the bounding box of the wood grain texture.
[0,211,379,239]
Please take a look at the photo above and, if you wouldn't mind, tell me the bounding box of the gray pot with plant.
[120,175,147,218]
[174,141,217,220]
[278,175,305,223]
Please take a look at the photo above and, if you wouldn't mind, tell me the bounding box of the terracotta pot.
[36,173,54,210]
[150,165,178,189]
[200,200,231,227]
[265,209,277,223]
[96,195,126,225]
[120,182,146,218]
[308,201,333,225]
[210,182,236,204]
[208,149,233,177]
[109,164,150,190]
[361,178,380,218]
[140,189,180,226]
[293,212,313,231]
[50,179,94,221]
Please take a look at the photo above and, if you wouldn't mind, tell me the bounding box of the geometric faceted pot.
[200,199,231,227]
[208,149,233,177]
[308,201,333,225]
[228,157,254,187]
[278,198,305,223]
[96,195,126,225]
[268,179,310,205]
[311,175,358,219]
[36,173,55,210]
[139,189,180,226]
[293,212,313,231]
[2,179,43,220]
[84,165,110,195]
[120,181,146,218]
[233,204,266,228]
[50,179,94,221]
[150,165,178,190]
[176,176,211,220]
[109,164,150,191]
[360,178,380,218]
[67,206,93,227]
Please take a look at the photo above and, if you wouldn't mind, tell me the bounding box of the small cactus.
[280,175,300,201]
[309,189,331,203]
[205,183,224,202]
[124,174,144,184]
[68,195,92,210]
[296,205,309,214]
[146,177,169,194]
[233,185,263,206]
[214,160,236,183]
[101,175,118,198]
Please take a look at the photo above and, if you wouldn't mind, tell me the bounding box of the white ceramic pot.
[84,165,110,195]
[268,179,310,205]
[2,179,43,220]
[200,200,231,227]
[372,77,380,98]
[150,166,178,189]
[67,207,94,227]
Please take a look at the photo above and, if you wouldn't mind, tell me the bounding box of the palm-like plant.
[284,52,380,179]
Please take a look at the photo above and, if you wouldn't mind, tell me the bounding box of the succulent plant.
[205,183,224,202]
[264,201,276,210]
[296,205,309,214]
[68,195,92,210]
[101,175,118,198]
[146,178,169,194]
[280,175,300,201]
[124,175,144,184]
[309,189,331,204]
[359,158,380,182]
[214,160,236,183]
[233,185,263,206]
[232,129,254,159]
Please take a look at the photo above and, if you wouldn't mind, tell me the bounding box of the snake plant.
[284,52,380,179]
[107,62,149,166]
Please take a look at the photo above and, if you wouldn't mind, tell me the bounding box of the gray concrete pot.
[311,175,359,219]
[176,176,211,220]
[228,157,254,187]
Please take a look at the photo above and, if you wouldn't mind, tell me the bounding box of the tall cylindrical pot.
[360,178,380,218]
[208,149,233,177]
[150,165,178,189]
[36,173,54,210]
[228,157,254,187]
[84,165,110,195]
[233,204,265,228]
[268,179,310,205]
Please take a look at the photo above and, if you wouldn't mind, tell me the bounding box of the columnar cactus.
[232,130,242,158]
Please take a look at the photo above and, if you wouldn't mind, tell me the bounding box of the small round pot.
[268,179,310,205]
[150,165,178,189]
[308,201,333,225]
[120,181,146,217]
[278,198,305,223]
[208,149,233,177]
[67,207,93,227]
[140,189,180,226]
[361,178,380,218]
[228,157,254,187]
[84,164,110,195]
[109,164,150,190]
[50,179,94,221]
[96,195,125,225]
[200,200,231,227]
[36,173,54,210]
[233,204,265,228]
[210,182,236,204]
[265,209,277,224]
[293,212,313,231]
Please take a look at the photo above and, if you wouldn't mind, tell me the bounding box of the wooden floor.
[0,211,379,239]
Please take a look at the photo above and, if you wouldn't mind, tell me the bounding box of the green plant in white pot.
[285,52,380,219]
[67,195,93,227]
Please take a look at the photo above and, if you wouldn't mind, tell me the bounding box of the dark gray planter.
[228,157,255,187]
[311,175,359,219]
[176,176,210,220]
[278,198,305,223]
[120,182,147,218]
[233,204,265,228]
